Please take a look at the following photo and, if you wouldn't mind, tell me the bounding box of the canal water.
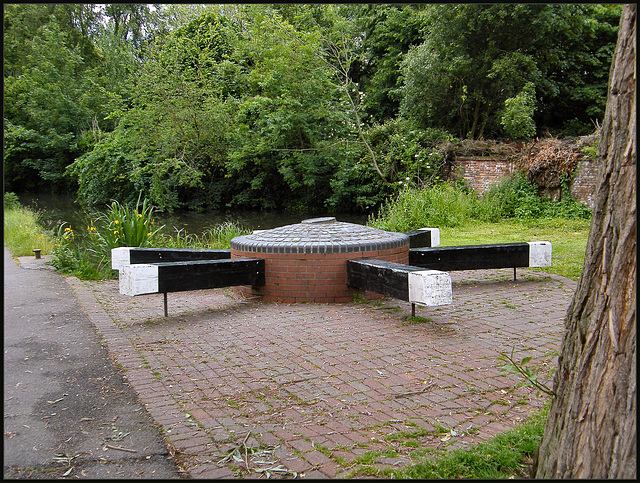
[18,193,369,235]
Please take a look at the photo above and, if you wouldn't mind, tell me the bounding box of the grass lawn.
[391,406,549,479]
[4,206,55,257]
[439,218,591,281]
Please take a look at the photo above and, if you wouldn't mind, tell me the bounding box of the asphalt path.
[3,247,181,479]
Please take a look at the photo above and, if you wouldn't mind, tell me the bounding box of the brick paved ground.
[67,268,575,479]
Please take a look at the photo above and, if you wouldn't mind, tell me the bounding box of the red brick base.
[231,247,409,303]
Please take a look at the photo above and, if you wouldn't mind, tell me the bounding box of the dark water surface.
[18,193,369,235]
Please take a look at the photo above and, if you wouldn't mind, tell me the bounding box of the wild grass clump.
[369,174,592,233]
[4,196,55,257]
[473,174,592,221]
[368,181,476,232]
[153,221,251,249]
[201,221,252,248]
[393,406,548,479]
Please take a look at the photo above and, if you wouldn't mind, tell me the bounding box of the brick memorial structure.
[230,217,410,303]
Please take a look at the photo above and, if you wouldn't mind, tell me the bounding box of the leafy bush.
[365,119,455,186]
[4,192,21,210]
[500,82,537,140]
[369,182,475,232]
[474,174,540,220]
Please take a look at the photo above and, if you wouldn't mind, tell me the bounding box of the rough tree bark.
[533,4,636,479]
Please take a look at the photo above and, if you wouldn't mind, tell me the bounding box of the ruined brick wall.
[449,155,598,208]
[450,156,517,194]
[569,156,600,208]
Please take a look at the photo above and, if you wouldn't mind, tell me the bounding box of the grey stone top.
[230,217,409,255]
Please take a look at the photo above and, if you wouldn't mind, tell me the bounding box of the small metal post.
[33,249,41,259]
[411,303,416,318]
[514,267,517,281]
[163,292,168,317]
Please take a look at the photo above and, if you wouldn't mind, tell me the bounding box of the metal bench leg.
[163,292,168,317]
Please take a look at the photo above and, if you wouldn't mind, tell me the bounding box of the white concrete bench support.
[347,259,452,315]
[112,247,264,316]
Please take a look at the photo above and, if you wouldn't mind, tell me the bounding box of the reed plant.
[95,195,164,251]
[51,195,165,279]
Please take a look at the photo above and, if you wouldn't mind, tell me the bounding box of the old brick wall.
[568,156,600,208]
[450,156,517,194]
[449,155,597,207]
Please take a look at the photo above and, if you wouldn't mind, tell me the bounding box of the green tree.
[533,4,622,135]
[225,5,349,212]
[399,4,621,139]
[3,3,160,194]
[4,16,103,192]
[69,11,238,211]
[500,82,537,140]
[341,4,427,125]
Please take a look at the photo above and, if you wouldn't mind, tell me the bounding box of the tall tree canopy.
[400,4,622,139]
[3,3,623,212]
[3,3,161,193]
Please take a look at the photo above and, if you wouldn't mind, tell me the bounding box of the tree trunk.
[533,4,636,479]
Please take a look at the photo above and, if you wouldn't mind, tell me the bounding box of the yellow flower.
[113,230,118,235]
[114,220,119,225]
[137,213,143,219]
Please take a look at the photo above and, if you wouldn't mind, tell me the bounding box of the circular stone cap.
[231,219,408,255]
[301,217,336,224]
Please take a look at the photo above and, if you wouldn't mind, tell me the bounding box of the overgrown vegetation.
[3,192,55,256]
[49,196,250,280]
[369,173,592,232]
[4,4,621,213]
